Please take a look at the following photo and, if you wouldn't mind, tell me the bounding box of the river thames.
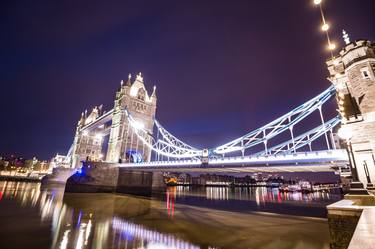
[0,181,342,249]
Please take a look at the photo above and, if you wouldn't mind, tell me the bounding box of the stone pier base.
[327,195,375,249]
[41,167,76,185]
[327,201,361,249]
[65,162,166,196]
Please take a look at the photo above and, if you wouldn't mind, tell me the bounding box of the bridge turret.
[78,112,85,126]
[150,85,157,106]
[106,73,157,163]
[327,35,375,189]
[71,105,106,168]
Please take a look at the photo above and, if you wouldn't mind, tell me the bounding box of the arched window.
[137,88,146,100]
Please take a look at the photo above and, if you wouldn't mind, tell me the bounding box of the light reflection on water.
[173,185,335,202]
[0,181,337,249]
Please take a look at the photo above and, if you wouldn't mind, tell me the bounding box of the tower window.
[360,67,371,79]
[363,71,369,78]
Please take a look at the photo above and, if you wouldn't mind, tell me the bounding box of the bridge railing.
[114,149,348,168]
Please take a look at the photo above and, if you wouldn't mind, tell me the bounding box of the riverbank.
[0,175,41,182]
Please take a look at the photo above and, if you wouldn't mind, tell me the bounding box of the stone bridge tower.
[71,106,105,168]
[106,73,157,163]
[327,36,375,188]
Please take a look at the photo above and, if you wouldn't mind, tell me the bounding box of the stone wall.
[41,167,76,185]
[65,163,119,193]
[65,162,166,196]
[328,213,361,249]
[117,169,153,196]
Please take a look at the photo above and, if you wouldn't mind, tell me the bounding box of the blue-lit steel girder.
[213,86,336,155]
[254,116,341,156]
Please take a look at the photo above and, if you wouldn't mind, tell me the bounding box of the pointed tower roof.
[126,73,132,86]
[130,72,147,97]
[342,30,350,45]
[151,85,157,98]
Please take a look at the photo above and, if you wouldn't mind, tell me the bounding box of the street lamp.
[337,126,368,195]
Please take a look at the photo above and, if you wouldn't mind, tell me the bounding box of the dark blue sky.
[1,0,374,159]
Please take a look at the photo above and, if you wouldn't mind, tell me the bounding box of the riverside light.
[328,43,336,50]
[314,0,322,5]
[338,126,353,141]
[321,23,329,31]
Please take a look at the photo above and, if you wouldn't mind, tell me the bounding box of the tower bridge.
[51,38,375,194]
[68,78,343,169]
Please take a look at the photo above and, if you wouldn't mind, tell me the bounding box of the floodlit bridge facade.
[56,39,375,187]
[66,78,346,173]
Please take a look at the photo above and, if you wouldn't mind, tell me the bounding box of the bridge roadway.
[110,150,349,173]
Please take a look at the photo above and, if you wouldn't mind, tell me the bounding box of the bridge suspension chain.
[124,109,202,159]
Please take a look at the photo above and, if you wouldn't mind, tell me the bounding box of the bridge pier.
[41,167,76,185]
[65,162,166,196]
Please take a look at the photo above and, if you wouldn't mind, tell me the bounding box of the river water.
[0,181,342,249]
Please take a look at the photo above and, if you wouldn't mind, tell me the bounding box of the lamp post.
[337,126,369,195]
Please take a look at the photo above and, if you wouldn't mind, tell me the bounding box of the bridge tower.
[327,36,375,188]
[71,106,105,168]
[106,73,157,163]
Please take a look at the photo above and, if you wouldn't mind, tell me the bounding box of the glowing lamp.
[321,23,329,31]
[95,133,103,139]
[314,0,322,5]
[337,126,353,141]
[328,43,336,50]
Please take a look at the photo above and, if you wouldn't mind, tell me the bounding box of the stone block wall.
[41,167,76,185]
[116,169,153,196]
[65,162,119,193]
[65,162,166,196]
[328,213,361,249]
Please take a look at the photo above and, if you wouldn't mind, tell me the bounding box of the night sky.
[1,0,374,160]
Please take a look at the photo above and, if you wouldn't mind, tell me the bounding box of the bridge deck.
[100,150,348,173]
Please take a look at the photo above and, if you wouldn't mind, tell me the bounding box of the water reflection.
[0,181,336,249]
[172,185,337,204]
[112,217,199,249]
